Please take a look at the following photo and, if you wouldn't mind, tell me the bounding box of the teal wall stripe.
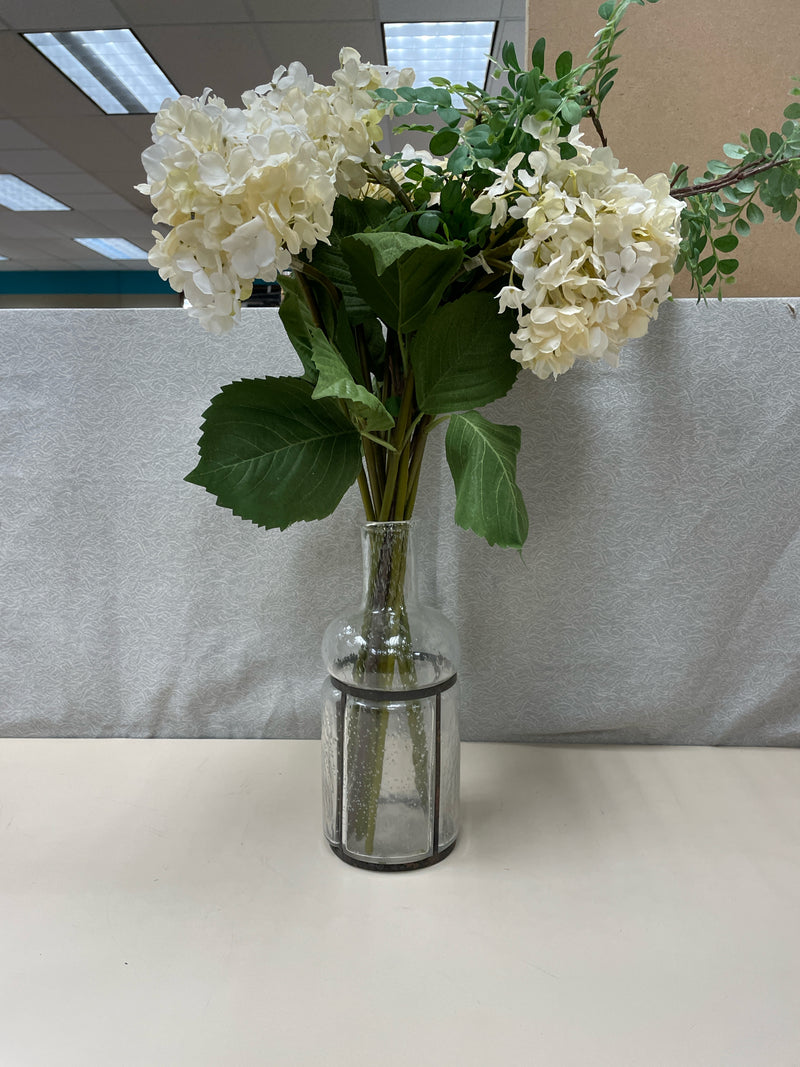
[0,271,173,295]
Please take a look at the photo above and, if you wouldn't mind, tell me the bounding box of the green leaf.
[698,255,717,275]
[307,196,394,324]
[750,128,768,155]
[410,292,519,414]
[417,210,441,237]
[309,329,394,432]
[185,377,361,530]
[784,102,800,120]
[723,142,747,159]
[713,233,739,252]
[429,127,460,155]
[780,195,797,222]
[277,274,320,383]
[598,1,615,18]
[555,50,573,79]
[438,107,462,126]
[735,218,751,237]
[561,99,583,126]
[718,258,739,275]
[445,411,528,549]
[447,143,470,175]
[340,231,464,333]
[530,37,546,73]
[746,202,765,224]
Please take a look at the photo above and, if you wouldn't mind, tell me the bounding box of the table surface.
[1,740,799,1067]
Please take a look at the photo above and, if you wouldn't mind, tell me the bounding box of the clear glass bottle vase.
[321,521,460,871]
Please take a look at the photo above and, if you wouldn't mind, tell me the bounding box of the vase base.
[328,838,457,872]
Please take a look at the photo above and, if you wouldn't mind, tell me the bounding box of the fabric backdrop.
[2,301,799,744]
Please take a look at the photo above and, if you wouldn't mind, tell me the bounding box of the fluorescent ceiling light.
[0,175,70,211]
[24,29,177,114]
[0,254,7,261]
[384,21,497,92]
[74,237,149,260]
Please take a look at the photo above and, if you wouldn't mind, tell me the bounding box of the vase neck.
[361,521,417,611]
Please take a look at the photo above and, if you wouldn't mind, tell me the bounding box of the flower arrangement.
[137,0,800,551]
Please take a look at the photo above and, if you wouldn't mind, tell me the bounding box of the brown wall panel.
[526,0,800,296]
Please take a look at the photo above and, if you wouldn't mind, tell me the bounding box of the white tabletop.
[1,740,799,1066]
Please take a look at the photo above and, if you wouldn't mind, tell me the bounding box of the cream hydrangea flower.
[474,129,683,378]
[137,50,413,333]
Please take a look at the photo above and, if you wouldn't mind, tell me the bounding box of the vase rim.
[362,519,414,529]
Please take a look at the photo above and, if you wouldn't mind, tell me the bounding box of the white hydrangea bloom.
[474,128,684,378]
[137,49,413,333]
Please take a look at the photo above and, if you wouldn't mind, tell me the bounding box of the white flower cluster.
[137,49,413,333]
[473,121,684,378]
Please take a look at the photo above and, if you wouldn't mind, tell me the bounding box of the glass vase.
[321,521,460,871]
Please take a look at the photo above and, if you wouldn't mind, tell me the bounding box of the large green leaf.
[341,231,464,332]
[185,377,362,530]
[277,274,319,383]
[310,328,394,431]
[307,196,395,325]
[410,292,519,413]
[445,411,529,549]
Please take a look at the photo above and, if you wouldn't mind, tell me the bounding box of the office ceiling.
[0,0,524,273]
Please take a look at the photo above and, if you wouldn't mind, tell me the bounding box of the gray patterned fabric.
[2,302,799,743]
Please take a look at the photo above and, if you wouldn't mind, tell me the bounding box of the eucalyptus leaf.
[750,128,768,155]
[445,412,529,549]
[185,377,362,530]
[430,127,460,155]
[713,233,739,252]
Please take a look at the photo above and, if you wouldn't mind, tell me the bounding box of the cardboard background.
[526,0,800,297]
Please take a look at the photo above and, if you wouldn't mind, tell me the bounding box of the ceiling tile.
[252,21,384,82]
[62,192,141,212]
[379,0,503,21]
[245,0,376,20]
[0,1,127,31]
[0,212,64,238]
[0,32,101,118]
[32,172,115,195]
[0,120,47,150]
[22,116,145,173]
[135,24,275,101]
[116,0,252,24]
[0,148,81,174]
[86,210,154,239]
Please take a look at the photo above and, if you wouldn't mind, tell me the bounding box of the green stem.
[403,416,434,520]
[378,369,417,522]
[357,466,376,522]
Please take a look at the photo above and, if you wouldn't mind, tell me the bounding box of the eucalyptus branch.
[584,103,608,148]
[364,162,416,212]
[670,154,800,200]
